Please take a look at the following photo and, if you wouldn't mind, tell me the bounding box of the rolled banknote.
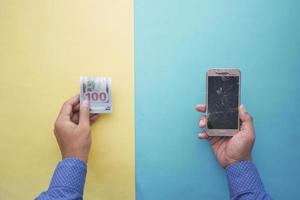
[80,76,112,113]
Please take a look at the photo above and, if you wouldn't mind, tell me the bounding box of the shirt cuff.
[48,158,87,195]
[225,160,265,198]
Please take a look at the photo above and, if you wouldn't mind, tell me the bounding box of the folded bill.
[80,76,112,113]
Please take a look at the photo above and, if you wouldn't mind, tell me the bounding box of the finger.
[73,103,80,112]
[72,113,99,124]
[195,104,206,113]
[90,114,100,123]
[199,116,207,128]
[79,100,90,128]
[239,105,254,130]
[198,132,209,140]
[71,113,79,124]
[59,95,80,119]
[208,136,223,146]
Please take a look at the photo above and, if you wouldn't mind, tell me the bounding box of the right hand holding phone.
[196,104,255,168]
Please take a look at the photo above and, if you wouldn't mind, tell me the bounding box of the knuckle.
[249,115,254,122]
[246,114,253,122]
[53,128,58,136]
[63,101,69,108]
[54,120,62,132]
[54,121,59,130]
[248,132,256,141]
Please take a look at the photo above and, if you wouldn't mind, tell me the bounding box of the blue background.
[135,1,300,199]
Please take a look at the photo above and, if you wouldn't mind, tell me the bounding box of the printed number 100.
[86,92,107,101]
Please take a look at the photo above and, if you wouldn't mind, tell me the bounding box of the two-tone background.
[0,0,299,199]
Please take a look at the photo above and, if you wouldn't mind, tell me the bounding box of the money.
[80,76,112,113]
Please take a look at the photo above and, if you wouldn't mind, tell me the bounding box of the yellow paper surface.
[0,1,135,199]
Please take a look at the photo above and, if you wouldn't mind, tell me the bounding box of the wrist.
[61,157,87,165]
[62,153,88,163]
[226,159,253,169]
[225,155,252,168]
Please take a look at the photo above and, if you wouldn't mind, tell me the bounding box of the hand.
[196,104,255,168]
[54,95,100,163]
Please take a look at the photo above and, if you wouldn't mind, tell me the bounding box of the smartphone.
[206,69,240,136]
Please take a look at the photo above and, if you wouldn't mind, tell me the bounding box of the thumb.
[79,100,90,128]
[239,105,254,130]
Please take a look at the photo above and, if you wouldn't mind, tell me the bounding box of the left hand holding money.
[54,95,100,163]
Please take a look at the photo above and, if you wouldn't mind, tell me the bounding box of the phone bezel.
[206,68,241,136]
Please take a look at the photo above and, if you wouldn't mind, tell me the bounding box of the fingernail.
[82,100,90,107]
[240,104,246,111]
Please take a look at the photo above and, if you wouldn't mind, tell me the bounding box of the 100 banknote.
[80,76,112,113]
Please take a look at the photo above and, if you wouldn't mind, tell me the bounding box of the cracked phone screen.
[207,76,239,129]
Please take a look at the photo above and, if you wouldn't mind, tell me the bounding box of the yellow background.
[0,0,135,199]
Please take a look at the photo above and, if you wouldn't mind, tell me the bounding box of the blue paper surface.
[135,1,300,199]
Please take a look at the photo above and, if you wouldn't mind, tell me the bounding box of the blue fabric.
[36,158,271,200]
[226,161,272,200]
[36,158,87,200]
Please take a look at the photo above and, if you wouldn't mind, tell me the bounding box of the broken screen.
[207,76,239,129]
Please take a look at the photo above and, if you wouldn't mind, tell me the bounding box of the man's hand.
[196,104,255,168]
[54,95,99,163]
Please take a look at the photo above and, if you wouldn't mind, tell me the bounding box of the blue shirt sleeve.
[36,158,87,200]
[226,160,272,200]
